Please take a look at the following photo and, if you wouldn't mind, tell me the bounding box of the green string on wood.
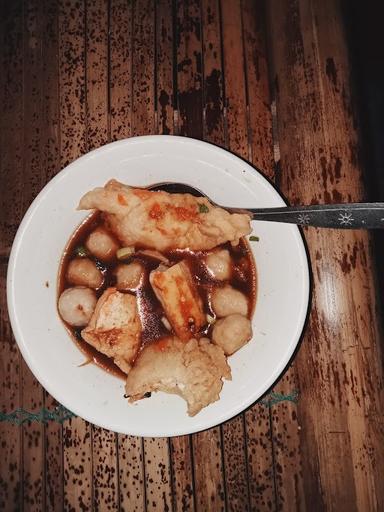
[0,405,75,425]
[259,389,299,407]
[0,391,299,425]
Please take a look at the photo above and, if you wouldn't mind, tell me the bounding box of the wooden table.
[1,1,383,510]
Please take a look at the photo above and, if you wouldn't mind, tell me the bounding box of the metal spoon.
[147,182,384,229]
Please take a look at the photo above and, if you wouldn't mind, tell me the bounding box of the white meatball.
[66,258,103,289]
[212,314,252,355]
[58,287,97,327]
[205,249,232,280]
[211,285,248,317]
[115,262,144,290]
[85,227,119,262]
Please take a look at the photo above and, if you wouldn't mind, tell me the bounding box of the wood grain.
[0,0,24,253]
[110,0,133,141]
[132,0,155,136]
[221,0,248,159]
[176,0,203,139]
[242,0,274,178]
[156,0,174,136]
[170,437,195,512]
[267,0,384,510]
[118,436,145,512]
[201,0,224,146]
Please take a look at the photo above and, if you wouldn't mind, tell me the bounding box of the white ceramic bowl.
[7,135,310,437]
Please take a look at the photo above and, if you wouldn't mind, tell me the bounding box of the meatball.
[66,258,103,289]
[205,249,231,280]
[58,287,97,327]
[211,285,248,317]
[114,261,144,291]
[212,314,252,355]
[85,227,119,262]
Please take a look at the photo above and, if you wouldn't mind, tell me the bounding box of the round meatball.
[66,258,103,289]
[211,285,248,317]
[58,287,97,327]
[212,314,252,355]
[85,227,119,262]
[114,261,144,290]
[205,249,232,280]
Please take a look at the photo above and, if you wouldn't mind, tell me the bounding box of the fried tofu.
[81,288,141,374]
[125,336,231,416]
[78,179,251,251]
[150,261,205,341]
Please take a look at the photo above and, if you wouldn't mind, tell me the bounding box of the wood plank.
[176,0,203,138]
[242,0,274,178]
[156,0,174,135]
[132,0,155,136]
[221,0,248,159]
[118,436,145,512]
[110,0,133,141]
[143,438,173,512]
[59,2,93,510]
[0,261,22,511]
[21,1,46,508]
[85,2,120,510]
[86,0,109,151]
[170,436,195,512]
[191,3,226,511]
[0,0,24,254]
[59,0,87,169]
[267,0,384,510]
[220,1,250,510]
[201,0,224,146]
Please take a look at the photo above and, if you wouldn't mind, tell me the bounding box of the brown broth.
[58,213,257,379]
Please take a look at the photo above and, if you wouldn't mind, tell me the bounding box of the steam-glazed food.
[58,181,257,416]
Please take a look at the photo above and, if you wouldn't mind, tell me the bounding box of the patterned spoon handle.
[237,203,384,228]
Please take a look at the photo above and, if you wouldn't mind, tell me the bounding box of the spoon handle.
[239,203,384,228]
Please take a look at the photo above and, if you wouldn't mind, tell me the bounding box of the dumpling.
[125,336,231,416]
[78,180,251,251]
